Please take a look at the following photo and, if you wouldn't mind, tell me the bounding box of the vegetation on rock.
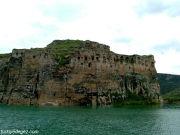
[0,53,12,58]
[113,90,160,106]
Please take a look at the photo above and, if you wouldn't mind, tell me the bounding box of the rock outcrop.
[0,39,162,106]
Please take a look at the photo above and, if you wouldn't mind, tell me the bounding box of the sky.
[0,0,180,75]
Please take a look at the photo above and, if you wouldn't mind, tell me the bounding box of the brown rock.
[0,40,162,106]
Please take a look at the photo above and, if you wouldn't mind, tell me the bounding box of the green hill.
[162,87,180,103]
[158,73,180,95]
[163,87,180,98]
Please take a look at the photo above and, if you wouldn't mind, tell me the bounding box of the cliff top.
[0,39,153,59]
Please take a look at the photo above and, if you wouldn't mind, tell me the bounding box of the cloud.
[151,40,180,54]
[29,22,60,43]
[133,0,180,18]
[36,0,86,22]
[113,37,133,44]
[171,65,180,75]
[173,65,180,68]
[1,0,180,75]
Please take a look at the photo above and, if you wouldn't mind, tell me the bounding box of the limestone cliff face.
[0,40,162,106]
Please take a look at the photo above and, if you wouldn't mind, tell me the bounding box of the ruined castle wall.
[70,51,156,77]
[0,40,162,106]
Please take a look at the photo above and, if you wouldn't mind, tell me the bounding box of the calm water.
[0,104,180,135]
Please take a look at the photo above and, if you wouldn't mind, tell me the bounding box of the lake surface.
[0,104,180,135]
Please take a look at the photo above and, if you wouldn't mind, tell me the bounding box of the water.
[0,104,180,135]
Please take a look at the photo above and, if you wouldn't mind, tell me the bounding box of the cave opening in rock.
[125,57,129,63]
[80,97,92,106]
[88,62,92,67]
[138,90,143,96]
[151,62,154,67]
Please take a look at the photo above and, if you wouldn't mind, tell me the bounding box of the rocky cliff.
[0,39,162,106]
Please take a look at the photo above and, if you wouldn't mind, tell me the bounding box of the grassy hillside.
[163,87,180,98]
[162,87,180,103]
[158,73,180,95]
[0,53,12,58]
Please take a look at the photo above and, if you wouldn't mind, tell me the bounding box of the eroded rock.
[0,40,162,106]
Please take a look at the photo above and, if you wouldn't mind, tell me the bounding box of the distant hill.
[163,87,180,99]
[162,87,180,104]
[158,73,180,95]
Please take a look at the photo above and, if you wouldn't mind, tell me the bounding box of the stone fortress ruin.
[0,40,162,106]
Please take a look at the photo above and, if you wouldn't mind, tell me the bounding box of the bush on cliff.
[151,99,160,104]
[58,56,70,66]
[54,56,60,62]
[126,91,142,101]
[113,91,160,105]
[114,99,159,106]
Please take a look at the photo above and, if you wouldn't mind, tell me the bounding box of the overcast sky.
[0,0,180,75]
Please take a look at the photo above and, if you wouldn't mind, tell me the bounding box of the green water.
[0,104,180,135]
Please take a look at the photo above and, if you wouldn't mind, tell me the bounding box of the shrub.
[54,56,60,62]
[54,55,70,66]
[130,59,136,63]
[151,99,160,104]
[111,92,119,97]
[125,59,129,63]
[126,91,142,101]
[141,78,147,83]
[120,58,124,62]
[156,93,160,97]
[115,58,124,62]
[115,58,120,62]
[144,87,148,91]
[59,59,69,66]
[120,81,124,87]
